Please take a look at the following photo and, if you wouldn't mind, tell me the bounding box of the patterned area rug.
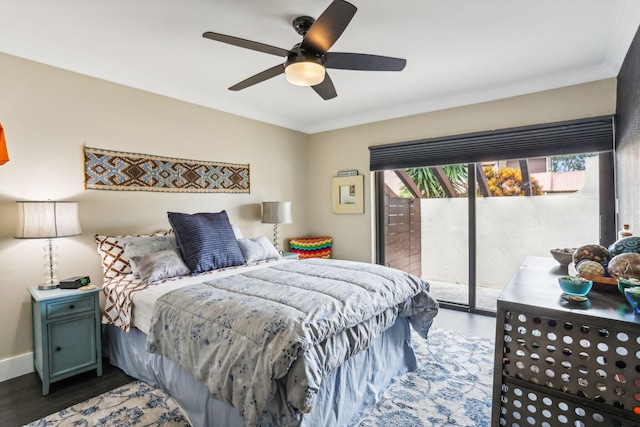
[24,381,190,427]
[357,328,495,427]
[25,328,494,427]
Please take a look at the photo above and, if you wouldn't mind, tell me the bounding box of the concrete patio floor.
[427,280,503,312]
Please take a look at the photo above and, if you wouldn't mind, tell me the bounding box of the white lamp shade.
[16,201,82,239]
[285,62,326,86]
[261,202,293,224]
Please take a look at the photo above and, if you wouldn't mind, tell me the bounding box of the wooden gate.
[384,196,421,276]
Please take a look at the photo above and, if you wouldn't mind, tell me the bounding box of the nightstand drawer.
[46,295,94,319]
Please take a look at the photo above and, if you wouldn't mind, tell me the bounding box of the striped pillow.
[168,210,245,274]
[289,237,333,259]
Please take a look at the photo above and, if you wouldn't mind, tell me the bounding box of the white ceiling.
[1,1,639,134]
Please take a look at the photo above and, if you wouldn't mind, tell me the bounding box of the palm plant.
[404,165,468,198]
[401,164,543,198]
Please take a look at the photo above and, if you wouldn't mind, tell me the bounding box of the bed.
[96,211,439,427]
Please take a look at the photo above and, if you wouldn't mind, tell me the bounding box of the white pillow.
[237,236,281,264]
[231,224,243,239]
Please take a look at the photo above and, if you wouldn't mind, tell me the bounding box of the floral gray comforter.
[145,258,438,427]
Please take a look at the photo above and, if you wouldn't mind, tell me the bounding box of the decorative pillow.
[121,234,177,277]
[289,236,333,259]
[231,224,243,240]
[167,210,246,274]
[130,248,190,284]
[237,236,281,264]
[93,231,172,279]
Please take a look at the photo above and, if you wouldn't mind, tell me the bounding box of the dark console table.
[491,256,640,426]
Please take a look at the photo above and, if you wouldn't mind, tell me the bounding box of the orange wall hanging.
[0,122,9,165]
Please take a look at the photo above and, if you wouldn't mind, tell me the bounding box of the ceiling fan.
[202,0,406,100]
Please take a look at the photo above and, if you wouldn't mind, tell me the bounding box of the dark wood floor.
[0,358,134,427]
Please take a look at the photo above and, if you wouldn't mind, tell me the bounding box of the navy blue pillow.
[167,211,245,274]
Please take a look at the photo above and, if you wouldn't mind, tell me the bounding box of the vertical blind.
[369,116,614,170]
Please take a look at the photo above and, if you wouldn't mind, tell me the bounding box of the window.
[372,117,615,314]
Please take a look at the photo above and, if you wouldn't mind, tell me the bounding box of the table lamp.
[15,201,82,290]
[261,201,292,253]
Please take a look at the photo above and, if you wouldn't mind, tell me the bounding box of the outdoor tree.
[401,165,542,198]
[550,154,596,172]
[483,166,543,196]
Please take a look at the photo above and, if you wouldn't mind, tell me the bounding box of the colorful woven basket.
[289,237,333,259]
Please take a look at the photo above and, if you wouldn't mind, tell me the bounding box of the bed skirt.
[104,317,418,427]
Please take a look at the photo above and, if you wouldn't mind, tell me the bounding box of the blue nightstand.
[28,286,102,395]
[281,252,299,260]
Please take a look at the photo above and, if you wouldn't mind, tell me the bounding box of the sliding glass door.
[379,152,611,313]
[473,154,604,311]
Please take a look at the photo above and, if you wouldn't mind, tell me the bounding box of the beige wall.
[308,78,617,262]
[0,53,309,364]
[0,50,618,371]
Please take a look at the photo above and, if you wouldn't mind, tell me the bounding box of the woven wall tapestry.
[84,146,250,193]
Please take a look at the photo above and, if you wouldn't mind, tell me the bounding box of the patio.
[427,280,504,312]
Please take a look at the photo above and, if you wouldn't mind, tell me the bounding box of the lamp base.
[42,238,60,291]
[272,223,280,253]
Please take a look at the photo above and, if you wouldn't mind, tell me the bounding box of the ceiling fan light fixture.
[285,60,325,86]
[203,1,404,99]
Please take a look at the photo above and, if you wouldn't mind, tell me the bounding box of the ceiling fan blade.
[301,0,357,54]
[229,64,285,91]
[312,72,337,100]
[203,32,290,57]
[325,52,406,71]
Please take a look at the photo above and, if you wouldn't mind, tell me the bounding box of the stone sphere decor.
[572,244,611,265]
[576,259,606,276]
[608,236,640,257]
[608,252,640,280]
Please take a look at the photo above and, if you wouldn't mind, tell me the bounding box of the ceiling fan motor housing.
[292,16,315,36]
[286,46,324,68]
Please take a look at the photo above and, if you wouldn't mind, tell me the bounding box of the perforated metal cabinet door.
[496,307,640,425]
[498,378,640,427]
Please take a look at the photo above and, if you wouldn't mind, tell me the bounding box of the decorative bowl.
[617,277,640,295]
[558,276,592,296]
[550,248,576,266]
[623,286,640,314]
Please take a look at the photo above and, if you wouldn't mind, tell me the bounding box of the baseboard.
[0,352,34,382]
